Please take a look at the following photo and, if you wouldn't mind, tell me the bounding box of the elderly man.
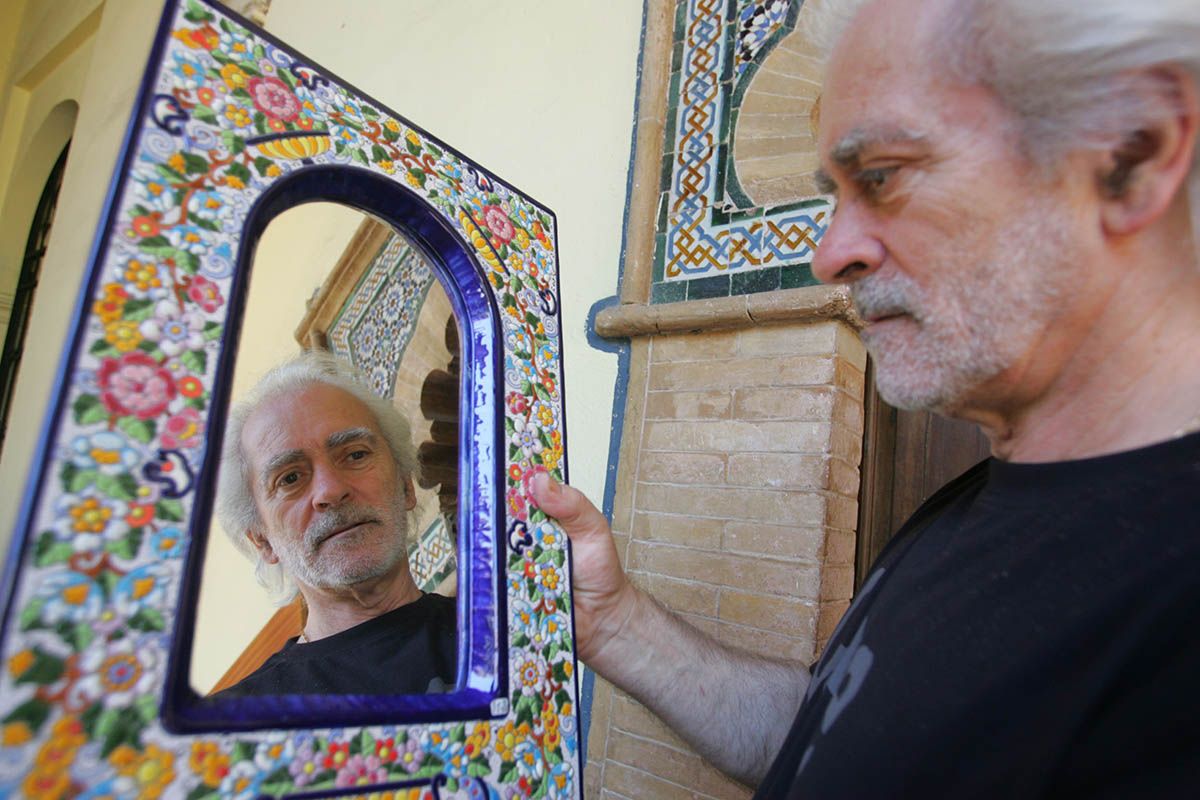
[534,0,1200,795]
[215,352,455,696]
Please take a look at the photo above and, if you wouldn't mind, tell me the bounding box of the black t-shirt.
[218,592,457,696]
[756,431,1200,798]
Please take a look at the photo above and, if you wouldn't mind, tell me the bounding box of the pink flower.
[507,485,526,519]
[97,352,175,420]
[248,76,300,121]
[506,391,529,414]
[481,205,515,243]
[161,407,204,449]
[334,754,387,788]
[187,275,224,312]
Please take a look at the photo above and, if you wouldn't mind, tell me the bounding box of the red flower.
[248,76,300,122]
[507,486,526,519]
[131,215,160,237]
[98,352,176,420]
[178,375,204,398]
[481,205,515,243]
[323,741,350,771]
[506,391,529,415]
[125,503,155,528]
[186,275,224,313]
[374,737,397,763]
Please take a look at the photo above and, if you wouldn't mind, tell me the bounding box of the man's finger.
[530,473,609,541]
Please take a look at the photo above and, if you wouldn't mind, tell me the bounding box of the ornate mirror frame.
[0,0,579,797]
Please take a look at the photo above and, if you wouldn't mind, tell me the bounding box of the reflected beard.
[279,499,410,591]
[852,202,1067,413]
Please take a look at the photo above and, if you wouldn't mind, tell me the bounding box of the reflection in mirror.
[189,202,461,697]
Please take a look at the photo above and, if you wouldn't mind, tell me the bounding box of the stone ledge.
[595,285,862,338]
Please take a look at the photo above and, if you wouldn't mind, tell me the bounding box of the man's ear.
[402,476,417,512]
[245,528,279,564]
[1099,66,1199,236]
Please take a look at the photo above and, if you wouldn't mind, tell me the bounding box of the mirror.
[190,202,461,697]
[0,0,579,795]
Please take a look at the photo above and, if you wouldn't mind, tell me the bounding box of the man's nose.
[810,204,885,285]
[311,464,351,509]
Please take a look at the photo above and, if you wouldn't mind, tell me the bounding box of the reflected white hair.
[215,351,419,604]
[809,0,1200,240]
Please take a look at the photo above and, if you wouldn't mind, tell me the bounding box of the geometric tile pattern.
[653,0,832,301]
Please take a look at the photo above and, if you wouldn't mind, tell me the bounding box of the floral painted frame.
[0,1,578,797]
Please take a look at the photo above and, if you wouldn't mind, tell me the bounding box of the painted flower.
[69,431,139,474]
[124,258,162,292]
[189,741,232,788]
[494,720,527,763]
[150,526,187,559]
[510,597,536,636]
[533,401,557,429]
[75,637,160,710]
[334,754,387,788]
[166,222,208,254]
[113,563,174,618]
[25,717,86,799]
[514,654,548,698]
[171,51,205,88]
[33,572,102,625]
[64,493,115,535]
[506,391,529,415]
[186,275,224,312]
[536,612,568,648]
[374,736,398,764]
[504,328,530,355]
[463,723,491,760]
[161,407,204,449]
[534,562,564,601]
[322,740,351,771]
[510,417,544,459]
[109,743,175,799]
[104,319,142,352]
[506,485,526,519]
[396,735,424,774]
[249,76,300,121]
[532,521,560,550]
[125,502,154,528]
[98,351,176,419]
[139,300,206,357]
[481,205,515,243]
[133,175,175,214]
[288,738,322,786]
[187,189,228,224]
[541,445,563,472]
[514,229,532,251]
[219,759,264,800]
[223,102,252,128]
[546,761,574,799]
[93,283,130,323]
[254,733,294,772]
[178,374,204,398]
[173,23,219,50]
[512,739,543,780]
[219,63,249,91]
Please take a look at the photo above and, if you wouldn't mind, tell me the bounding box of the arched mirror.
[0,1,579,796]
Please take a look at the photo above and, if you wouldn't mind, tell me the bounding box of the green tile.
[686,274,731,300]
[780,263,818,289]
[731,267,780,296]
[653,232,666,282]
[652,281,687,304]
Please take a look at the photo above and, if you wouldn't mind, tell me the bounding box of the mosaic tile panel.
[652,0,831,300]
[0,0,578,797]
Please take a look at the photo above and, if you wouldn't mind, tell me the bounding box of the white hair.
[215,351,419,604]
[808,0,1200,239]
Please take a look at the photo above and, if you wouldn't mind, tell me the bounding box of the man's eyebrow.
[260,449,305,485]
[326,427,376,450]
[814,168,837,195]
[828,126,928,170]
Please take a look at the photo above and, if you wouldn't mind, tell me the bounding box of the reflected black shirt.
[756,431,1200,798]
[218,592,457,696]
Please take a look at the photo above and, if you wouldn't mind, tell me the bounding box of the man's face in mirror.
[241,382,418,592]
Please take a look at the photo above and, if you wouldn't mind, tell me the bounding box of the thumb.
[530,472,608,542]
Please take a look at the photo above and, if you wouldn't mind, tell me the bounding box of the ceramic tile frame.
[0,0,580,796]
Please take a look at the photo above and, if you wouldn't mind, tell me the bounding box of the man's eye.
[858,167,897,194]
[278,471,301,487]
[347,449,370,461]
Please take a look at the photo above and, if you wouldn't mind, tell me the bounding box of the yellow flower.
[378,160,395,174]
[189,741,230,788]
[2,721,32,746]
[35,716,86,771]
[541,447,561,472]
[167,153,186,173]
[404,171,422,188]
[515,229,531,250]
[220,63,247,90]
[385,119,401,133]
[105,319,142,353]
[124,259,161,291]
[112,744,175,799]
[8,649,35,679]
[22,766,71,800]
[265,164,282,177]
[224,174,245,190]
[70,497,111,534]
[494,720,528,762]
[405,130,422,148]
[224,104,252,127]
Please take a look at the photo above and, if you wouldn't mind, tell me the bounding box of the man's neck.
[971,247,1200,462]
[299,565,423,642]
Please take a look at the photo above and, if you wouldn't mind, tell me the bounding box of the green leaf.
[138,235,171,249]
[186,785,219,800]
[178,250,201,274]
[156,498,185,521]
[509,444,521,461]
[88,340,118,358]
[135,694,158,724]
[193,105,218,126]
[181,349,207,375]
[350,148,369,165]
[426,143,444,159]
[106,528,144,561]
[98,707,144,758]
[227,161,252,184]
[278,67,297,90]
[498,762,519,783]
[116,417,155,446]
[370,144,388,162]
[183,152,210,174]
[210,49,232,65]
[155,163,186,183]
[405,138,422,157]
[238,61,262,78]
[11,648,65,686]
[185,395,206,411]
[18,598,45,631]
[359,729,375,755]
[190,216,221,232]
[184,0,214,23]
[414,764,446,778]
[533,383,552,403]
[96,469,139,500]
[73,393,107,425]
[511,633,530,649]
[221,130,246,155]
[253,44,266,60]
[253,110,267,135]
[122,297,155,322]
[70,623,95,653]
[232,741,254,763]
[202,321,223,341]
[33,533,73,568]
[406,168,426,188]
[2,698,50,733]
[253,156,274,177]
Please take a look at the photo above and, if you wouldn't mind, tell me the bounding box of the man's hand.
[530,472,638,664]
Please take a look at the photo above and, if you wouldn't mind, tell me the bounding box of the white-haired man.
[215,352,455,696]
[533,0,1200,795]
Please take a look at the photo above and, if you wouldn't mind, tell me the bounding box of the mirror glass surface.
[189,201,461,696]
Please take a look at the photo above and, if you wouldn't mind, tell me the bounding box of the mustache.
[305,504,380,550]
[851,272,923,323]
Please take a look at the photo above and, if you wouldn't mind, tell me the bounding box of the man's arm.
[531,474,809,785]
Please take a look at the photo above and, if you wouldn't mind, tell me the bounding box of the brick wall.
[585,315,866,799]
